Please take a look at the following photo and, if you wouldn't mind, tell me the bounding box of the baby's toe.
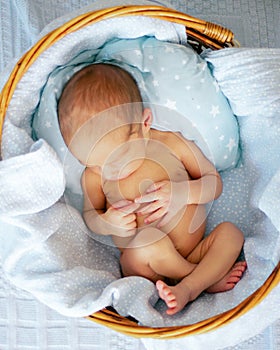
[166,299,177,308]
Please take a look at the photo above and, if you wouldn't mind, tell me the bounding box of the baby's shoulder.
[81,166,102,190]
[152,129,191,154]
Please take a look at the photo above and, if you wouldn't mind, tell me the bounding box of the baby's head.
[58,63,152,179]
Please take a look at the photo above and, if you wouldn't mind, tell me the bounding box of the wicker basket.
[0,5,279,339]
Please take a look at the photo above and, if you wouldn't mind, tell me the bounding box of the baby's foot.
[206,261,247,293]
[156,280,193,315]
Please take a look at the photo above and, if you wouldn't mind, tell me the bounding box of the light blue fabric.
[1,0,279,332]
[204,47,280,267]
[32,37,240,196]
[1,1,280,349]
[204,48,280,118]
[259,168,280,234]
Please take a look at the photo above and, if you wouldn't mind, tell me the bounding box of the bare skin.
[156,261,247,315]
[81,128,246,316]
[59,64,247,317]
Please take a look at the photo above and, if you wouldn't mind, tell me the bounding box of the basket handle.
[107,6,235,48]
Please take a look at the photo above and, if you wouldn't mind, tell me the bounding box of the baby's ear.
[142,108,153,129]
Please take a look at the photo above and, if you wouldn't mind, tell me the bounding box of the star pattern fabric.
[33,37,240,200]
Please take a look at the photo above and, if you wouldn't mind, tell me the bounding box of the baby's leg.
[157,222,246,315]
[120,227,196,283]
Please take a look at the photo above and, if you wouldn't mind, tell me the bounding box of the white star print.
[210,105,220,117]
[153,80,159,87]
[45,121,52,128]
[174,75,180,80]
[197,62,207,71]
[138,81,146,91]
[165,99,177,110]
[47,77,55,84]
[226,138,236,152]
[63,164,70,175]
[219,135,225,141]
[134,50,142,56]
[161,120,170,126]
[165,46,175,53]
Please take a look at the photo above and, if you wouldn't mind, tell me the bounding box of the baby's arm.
[82,168,139,237]
[135,132,222,226]
[176,134,223,205]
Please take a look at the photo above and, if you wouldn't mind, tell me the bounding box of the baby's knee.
[217,221,244,247]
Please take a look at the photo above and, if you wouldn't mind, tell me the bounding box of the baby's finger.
[135,191,160,204]
[123,213,137,224]
[145,181,165,193]
[144,207,166,224]
[137,201,162,215]
[126,220,137,229]
[121,202,140,214]
[112,199,133,209]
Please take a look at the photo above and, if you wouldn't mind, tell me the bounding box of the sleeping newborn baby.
[58,63,247,315]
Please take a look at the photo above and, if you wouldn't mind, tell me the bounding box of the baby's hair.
[58,63,143,145]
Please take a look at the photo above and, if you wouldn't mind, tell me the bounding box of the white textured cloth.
[0,139,64,217]
[0,1,279,349]
[0,0,186,325]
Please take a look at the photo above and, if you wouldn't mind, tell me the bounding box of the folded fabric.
[259,167,280,239]
[204,48,280,118]
[0,138,64,217]
[0,0,279,330]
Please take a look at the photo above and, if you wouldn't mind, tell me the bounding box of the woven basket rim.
[0,4,279,339]
[88,264,280,338]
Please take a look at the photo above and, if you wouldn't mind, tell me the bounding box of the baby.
[58,63,247,315]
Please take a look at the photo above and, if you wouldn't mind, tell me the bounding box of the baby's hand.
[135,180,188,227]
[102,200,140,237]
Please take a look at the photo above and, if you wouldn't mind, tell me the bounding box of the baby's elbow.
[215,174,223,199]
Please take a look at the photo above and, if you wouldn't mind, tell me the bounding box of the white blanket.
[0,0,279,333]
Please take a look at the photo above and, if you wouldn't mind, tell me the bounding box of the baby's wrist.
[84,211,111,236]
[98,212,114,235]
[175,181,190,206]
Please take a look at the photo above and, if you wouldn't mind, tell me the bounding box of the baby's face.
[86,127,146,181]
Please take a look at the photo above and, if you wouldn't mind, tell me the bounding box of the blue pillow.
[33,37,240,195]
[100,37,240,170]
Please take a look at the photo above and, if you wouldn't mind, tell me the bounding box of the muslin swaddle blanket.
[0,0,279,329]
